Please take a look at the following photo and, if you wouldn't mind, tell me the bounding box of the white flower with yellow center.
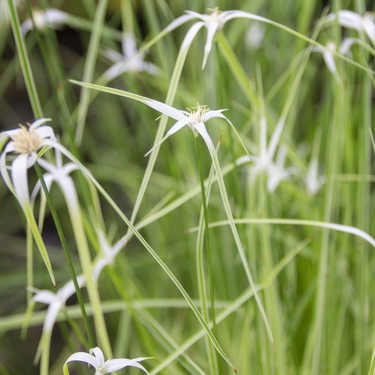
[0,118,55,207]
[144,102,230,156]
[65,347,149,375]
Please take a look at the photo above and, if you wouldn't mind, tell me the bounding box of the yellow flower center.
[188,103,209,124]
[12,124,42,154]
[208,7,223,30]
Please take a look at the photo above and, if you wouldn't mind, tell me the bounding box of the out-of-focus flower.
[164,7,267,69]
[266,146,295,193]
[313,38,356,75]
[325,10,375,44]
[305,158,325,195]
[32,275,85,334]
[22,8,69,35]
[102,32,159,80]
[93,232,127,282]
[246,22,265,49]
[250,117,293,193]
[65,347,149,374]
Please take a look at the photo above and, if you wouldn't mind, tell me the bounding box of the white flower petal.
[220,10,268,24]
[58,175,79,208]
[193,122,215,150]
[30,118,52,129]
[362,17,375,43]
[179,21,205,55]
[102,47,124,63]
[267,119,285,162]
[145,99,185,121]
[93,257,109,282]
[337,10,363,31]
[165,13,199,32]
[165,117,192,136]
[0,148,14,194]
[3,129,23,140]
[66,352,99,369]
[35,125,56,140]
[90,347,105,365]
[33,290,56,304]
[103,62,126,80]
[37,158,58,174]
[202,109,227,122]
[44,9,69,26]
[21,19,34,35]
[185,10,210,23]
[59,275,85,301]
[105,358,148,373]
[141,61,159,75]
[202,20,220,69]
[122,32,137,58]
[339,37,356,55]
[12,154,30,206]
[43,301,62,332]
[323,49,337,74]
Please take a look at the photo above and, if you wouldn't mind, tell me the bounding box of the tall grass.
[0,0,375,374]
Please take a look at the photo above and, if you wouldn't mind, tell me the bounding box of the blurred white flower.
[65,347,149,374]
[102,33,159,80]
[32,275,85,333]
[266,146,295,193]
[165,7,266,69]
[325,10,375,44]
[22,8,69,35]
[93,232,127,282]
[0,118,56,207]
[305,158,325,195]
[246,22,265,49]
[250,117,292,193]
[313,38,356,75]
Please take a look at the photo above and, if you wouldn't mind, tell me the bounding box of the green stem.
[194,135,218,375]
[6,0,43,118]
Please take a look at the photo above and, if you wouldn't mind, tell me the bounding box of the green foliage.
[1,0,375,374]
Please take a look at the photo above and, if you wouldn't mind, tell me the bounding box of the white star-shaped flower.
[0,118,56,206]
[32,275,85,333]
[102,32,159,80]
[313,38,357,75]
[92,232,127,282]
[266,146,295,193]
[164,7,266,69]
[250,117,294,193]
[304,158,326,195]
[65,347,149,374]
